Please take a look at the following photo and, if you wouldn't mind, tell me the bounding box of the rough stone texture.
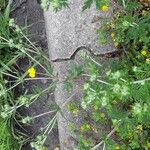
[53,57,85,150]
[44,0,115,61]
[53,52,86,150]
[53,51,113,150]
[44,1,115,149]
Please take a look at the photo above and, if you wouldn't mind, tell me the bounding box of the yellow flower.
[72,109,79,116]
[111,32,115,38]
[137,125,143,130]
[27,67,36,78]
[114,42,119,48]
[101,5,109,12]
[115,145,120,150]
[136,125,143,134]
[141,49,147,56]
[81,124,90,132]
[146,58,150,64]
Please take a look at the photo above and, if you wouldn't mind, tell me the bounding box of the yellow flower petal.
[114,42,119,48]
[111,32,115,38]
[101,5,109,12]
[115,145,120,150]
[27,67,36,78]
[29,72,36,78]
[146,58,150,64]
[141,50,147,56]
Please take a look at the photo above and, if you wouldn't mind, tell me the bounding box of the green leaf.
[82,0,94,11]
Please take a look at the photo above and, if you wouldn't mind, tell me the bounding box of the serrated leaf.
[82,0,94,11]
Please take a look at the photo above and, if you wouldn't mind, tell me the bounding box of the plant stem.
[32,110,57,119]
[82,74,111,85]
[91,127,116,150]
[24,77,55,81]
[133,77,150,84]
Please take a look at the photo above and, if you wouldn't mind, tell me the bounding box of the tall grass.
[0,118,20,150]
[0,1,21,149]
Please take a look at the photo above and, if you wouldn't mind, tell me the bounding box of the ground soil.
[11,0,59,149]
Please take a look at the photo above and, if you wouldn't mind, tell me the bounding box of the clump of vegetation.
[0,0,150,149]
[66,0,150,149]
[0,118,20,150]
[40,0,111,11]
[0,1,57,149]
[0,1,21,149]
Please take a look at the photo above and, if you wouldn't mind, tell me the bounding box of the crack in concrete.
[52,46,121,62]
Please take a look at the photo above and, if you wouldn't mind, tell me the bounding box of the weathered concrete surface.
[44,0,115,61]
[44,0,116,149]
[54,59,84,150]
[53,51,111,150]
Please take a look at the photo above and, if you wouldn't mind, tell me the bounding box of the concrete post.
[44,0,115,149]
